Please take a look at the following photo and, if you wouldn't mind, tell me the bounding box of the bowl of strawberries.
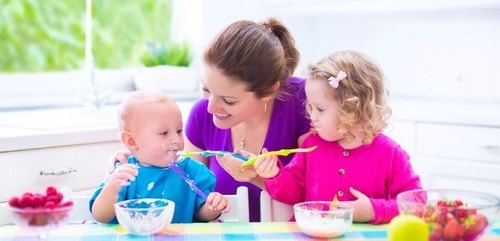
[397,189,500,241]
[8,186,74,240]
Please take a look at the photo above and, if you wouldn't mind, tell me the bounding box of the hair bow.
[328,71,347,88]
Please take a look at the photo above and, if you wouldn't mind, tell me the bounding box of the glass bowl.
[114,198,175,235]
[397,189,500,241]
[10,204,73,240]
[293,201,353,238]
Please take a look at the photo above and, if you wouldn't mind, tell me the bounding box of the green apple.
[388,215,429,241]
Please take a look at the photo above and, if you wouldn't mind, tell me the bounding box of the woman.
[112,17,310,222]
[184,17,310,221]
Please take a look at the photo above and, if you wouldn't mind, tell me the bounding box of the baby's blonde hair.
[117,90,177,131]
[306,50,392,144]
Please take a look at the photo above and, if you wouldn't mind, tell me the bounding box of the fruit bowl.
[8,186,74,240]
[10,205,73,233]
[397,189,500,241]
[114,198,175,235]
[293,201,353,238]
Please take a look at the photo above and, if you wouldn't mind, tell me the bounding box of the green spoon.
[242,146,317,167]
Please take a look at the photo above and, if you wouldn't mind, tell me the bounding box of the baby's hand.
[253,148,280,178]
[106,164,138,191]
[206,192,230,213]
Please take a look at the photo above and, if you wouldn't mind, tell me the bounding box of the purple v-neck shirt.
[185,77,310,222]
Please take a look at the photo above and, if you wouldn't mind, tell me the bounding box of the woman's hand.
[253,148,280,179]
[215,149,258,182]
[104,164,138,193]
[106,150,132,174]
[344,187,375,222]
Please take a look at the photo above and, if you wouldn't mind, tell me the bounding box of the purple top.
[185,77,311,222]
[265,133,422,224]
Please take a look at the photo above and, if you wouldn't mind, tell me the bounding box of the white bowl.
[294,201,353,238]
[114,199,175,235]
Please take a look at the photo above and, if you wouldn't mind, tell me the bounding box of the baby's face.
[130,102,184,167]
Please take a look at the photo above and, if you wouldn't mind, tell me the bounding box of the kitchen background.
[0,0,499,224]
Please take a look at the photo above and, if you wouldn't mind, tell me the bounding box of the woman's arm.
[183,136,209,166]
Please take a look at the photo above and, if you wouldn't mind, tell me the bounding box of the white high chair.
[259,190,294,222]
[218,186,249,222]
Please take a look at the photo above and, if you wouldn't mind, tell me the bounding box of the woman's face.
[305,77,342,142]
[201,65,264,129]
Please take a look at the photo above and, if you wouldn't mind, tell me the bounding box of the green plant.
[0,0,173,72]
[139,41,192,67]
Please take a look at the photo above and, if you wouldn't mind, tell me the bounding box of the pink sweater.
[264,133,422,224]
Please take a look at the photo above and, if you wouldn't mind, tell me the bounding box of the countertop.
[0,98,499,153]
[0,101,195,152]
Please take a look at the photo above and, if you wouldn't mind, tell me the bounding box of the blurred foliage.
[0,0,173,72]
[140,40,191,67]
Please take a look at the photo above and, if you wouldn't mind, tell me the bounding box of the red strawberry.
[443,217,464,241]
[429,223,443,241]
[463,214,488,239]
[454,200,464,207]
[437,200,448,207]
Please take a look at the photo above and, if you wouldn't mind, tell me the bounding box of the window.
[0,0,199,110]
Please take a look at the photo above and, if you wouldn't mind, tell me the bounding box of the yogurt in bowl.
[294,201,353,238]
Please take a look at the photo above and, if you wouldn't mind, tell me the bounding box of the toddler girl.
[253,50,422,224]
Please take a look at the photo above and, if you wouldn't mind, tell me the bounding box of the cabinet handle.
[40,167,77,176]
[478,144,500,151]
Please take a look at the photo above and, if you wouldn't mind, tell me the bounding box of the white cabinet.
[388,102,500,199]
[0,141,122,225]
[416,123,500,197]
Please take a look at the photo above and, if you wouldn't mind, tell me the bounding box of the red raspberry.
[31,194,46,208]
[46,193,63,204]
[59,200,74,207]
[44,201,56,209]
[46,186,58,196]
[8,196,20,208]
[19,195,33,208]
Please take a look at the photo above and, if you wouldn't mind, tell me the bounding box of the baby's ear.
[121,131,138,150]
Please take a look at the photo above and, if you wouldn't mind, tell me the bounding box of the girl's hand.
[206,192,230,213]
[253,148,279,178]
[345,187,375,222]
[105,164,138,192]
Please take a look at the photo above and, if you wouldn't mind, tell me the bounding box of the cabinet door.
[417,123,500,164]
[418,157,500,198]
[0,141,123,203]
[385,120,417,159]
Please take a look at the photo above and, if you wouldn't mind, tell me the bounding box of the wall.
[200,0,500,103]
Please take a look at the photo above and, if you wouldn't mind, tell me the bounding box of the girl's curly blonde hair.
[306,50,392,144]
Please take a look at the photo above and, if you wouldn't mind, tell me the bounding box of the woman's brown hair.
[204,17,299,99]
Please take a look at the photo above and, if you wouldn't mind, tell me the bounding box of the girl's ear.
[121,131,138,151]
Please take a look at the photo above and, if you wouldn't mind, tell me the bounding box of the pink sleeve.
[370,145,422,224]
